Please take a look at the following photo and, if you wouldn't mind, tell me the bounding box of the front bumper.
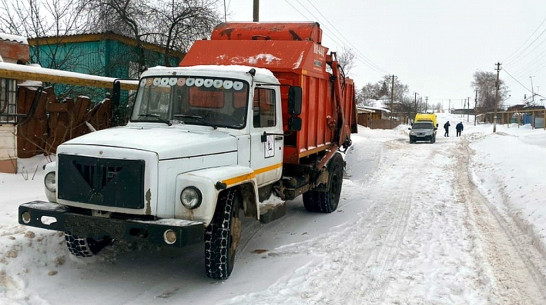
[410,135,433,141]
[18,201,204,247]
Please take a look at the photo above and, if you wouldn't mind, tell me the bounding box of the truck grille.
[58,154,145,209]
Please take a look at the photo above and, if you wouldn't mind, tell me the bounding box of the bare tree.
[0,0,87,37]
[337,47,356,76]
[357,82,381,105]
[0,0,91,66]
[84,0,220,69]
[151,0,221,66]
[471,71,508,112]
[357,75,410,106]
[0,0,99,100]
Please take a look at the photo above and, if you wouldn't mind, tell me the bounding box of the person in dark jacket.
[444,121,450,137]
[456,122,464,137]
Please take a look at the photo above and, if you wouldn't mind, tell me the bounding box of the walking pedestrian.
[456,122,464,137]
[444,121,450,137]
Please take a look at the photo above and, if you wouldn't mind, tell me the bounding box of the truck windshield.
[413,122,433,129]
[131,76,249,129]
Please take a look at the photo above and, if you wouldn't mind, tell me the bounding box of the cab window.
[253,88,276,128]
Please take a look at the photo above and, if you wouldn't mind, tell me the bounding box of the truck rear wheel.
[303,153,344,213]
[64,232,110,257]
[205,188,242,280]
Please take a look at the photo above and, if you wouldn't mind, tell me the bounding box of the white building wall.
[0,125,17,173]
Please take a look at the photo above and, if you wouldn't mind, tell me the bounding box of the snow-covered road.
[1,114,546,304]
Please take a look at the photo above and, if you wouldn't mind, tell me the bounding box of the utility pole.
[467,97,470,122]
[474,89,478,126]
[414,93,418,118]
[253,0,259,22]
[390,75,395,128]
[530,76,535,104]
[425,96,428,113]
[414,92,417,113]
[493,62,501,133]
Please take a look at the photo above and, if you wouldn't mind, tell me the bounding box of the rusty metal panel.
[16,87,48,158]
[17,86,113,158]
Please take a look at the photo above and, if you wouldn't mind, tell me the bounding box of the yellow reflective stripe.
[223,172,255,186]
[222,163,283,186]
[254,163,282,175]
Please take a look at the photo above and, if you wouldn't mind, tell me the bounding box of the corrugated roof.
[0,33,28,44]
[28,31,184,58]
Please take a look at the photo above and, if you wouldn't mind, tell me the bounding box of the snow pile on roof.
[18,80,43,87]
[0,33,28,44]
[146,65,277,82]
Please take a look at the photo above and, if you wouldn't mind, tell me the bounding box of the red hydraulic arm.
[317,52,353,169]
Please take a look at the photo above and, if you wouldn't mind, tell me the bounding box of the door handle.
[261,131,284,142]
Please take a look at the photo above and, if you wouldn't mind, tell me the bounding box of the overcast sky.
[224,0,546,107]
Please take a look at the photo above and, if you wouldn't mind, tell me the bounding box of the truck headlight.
[180,186,202,209]
[44,172,56,192]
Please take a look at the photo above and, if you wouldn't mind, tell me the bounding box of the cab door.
[249,86,283,186]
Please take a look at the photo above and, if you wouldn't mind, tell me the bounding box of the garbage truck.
[18,22,357,280]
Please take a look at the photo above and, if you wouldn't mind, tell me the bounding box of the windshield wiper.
[173,114,217,129]
[138,114,172,126]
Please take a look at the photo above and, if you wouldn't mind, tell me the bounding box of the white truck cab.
[21,65,298,280]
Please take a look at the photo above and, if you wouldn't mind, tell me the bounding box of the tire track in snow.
[455,138,546,304]
[220,137,478,304]
[223,132,546,304]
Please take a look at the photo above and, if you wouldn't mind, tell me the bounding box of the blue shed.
[28,32,185,119]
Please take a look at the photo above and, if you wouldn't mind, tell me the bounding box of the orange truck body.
[180,22,357,165]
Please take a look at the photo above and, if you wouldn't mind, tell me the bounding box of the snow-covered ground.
[1,113,545,304]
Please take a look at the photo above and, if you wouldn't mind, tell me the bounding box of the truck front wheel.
[303,153,344,213]
[205,188,242,280]
[64,232,111,257]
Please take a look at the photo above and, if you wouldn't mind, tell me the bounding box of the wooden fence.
[16,86,112,158]
[478,109,546,129]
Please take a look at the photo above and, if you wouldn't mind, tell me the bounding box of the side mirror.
[288,86,302,115]
[288,117,302,131]
[112,80,121,107]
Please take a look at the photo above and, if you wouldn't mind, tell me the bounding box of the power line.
[299,0,389,75]
[283,0,390,75]
[502,68,532,93]
[504,17,546,63]
[510,46,546,79]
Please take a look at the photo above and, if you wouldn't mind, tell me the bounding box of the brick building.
[0,33,30,173]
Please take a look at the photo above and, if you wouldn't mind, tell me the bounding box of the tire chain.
[205,189,236,280]
[65,232,95,257]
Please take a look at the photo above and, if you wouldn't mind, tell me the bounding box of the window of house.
[0,78,17,124]
[253,88,276,128]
